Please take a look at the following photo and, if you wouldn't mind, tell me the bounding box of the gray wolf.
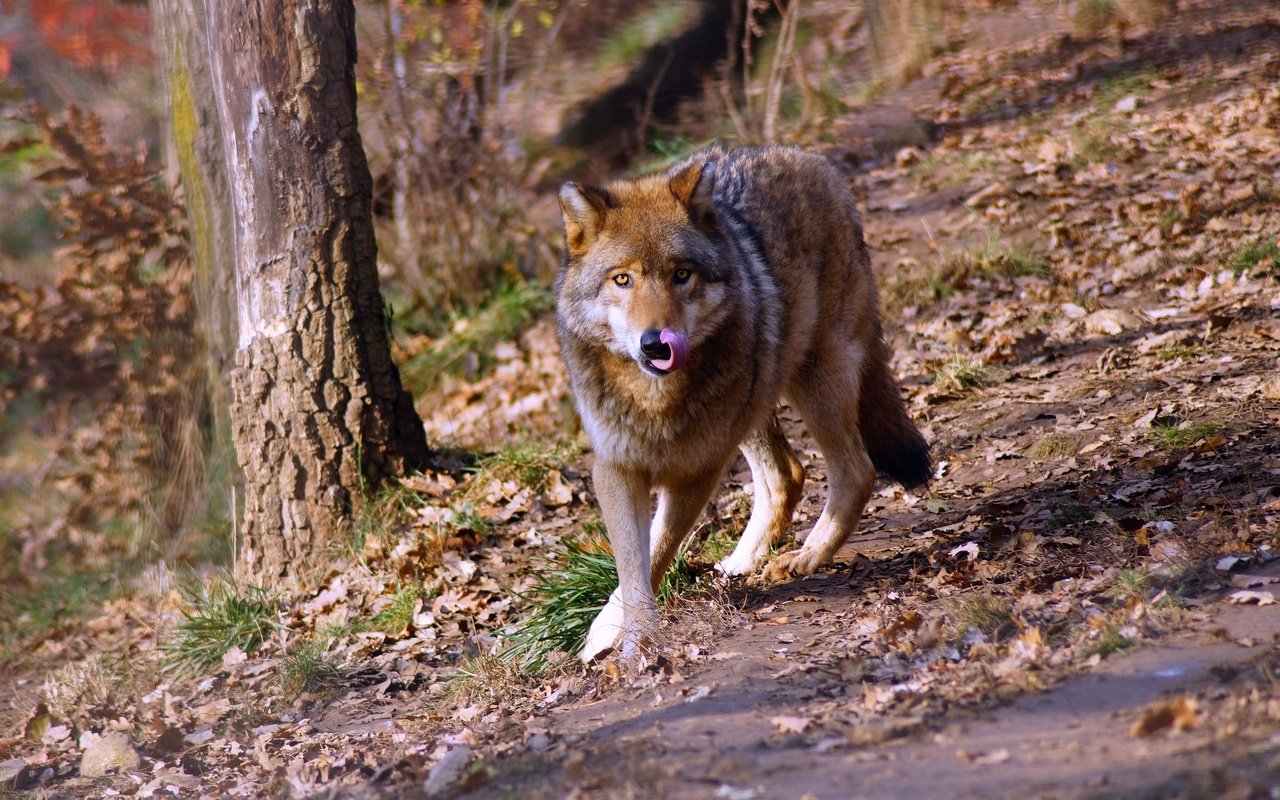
[555,146,930,661]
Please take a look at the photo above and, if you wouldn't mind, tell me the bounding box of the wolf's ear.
[669,159,718,235]
[559,182,611,255]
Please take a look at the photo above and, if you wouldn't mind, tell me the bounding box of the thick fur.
[556,146,930,661]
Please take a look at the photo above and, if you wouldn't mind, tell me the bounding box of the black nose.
[640,329,670,359]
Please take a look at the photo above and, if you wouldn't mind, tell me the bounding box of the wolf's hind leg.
[716,414,806,576]
[765,348,875,581]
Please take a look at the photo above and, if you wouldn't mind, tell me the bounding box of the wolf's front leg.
[582,461,654,662]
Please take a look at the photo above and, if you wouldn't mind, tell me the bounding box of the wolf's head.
[555,157,737,377]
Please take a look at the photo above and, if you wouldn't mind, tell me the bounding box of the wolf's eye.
[673,268,692,284]
[612,274,631,287]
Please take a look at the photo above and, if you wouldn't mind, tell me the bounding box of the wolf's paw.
[762,549,822,582]
[581,594,625,663]
[714,549,762,577]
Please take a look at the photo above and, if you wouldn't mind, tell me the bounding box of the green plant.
[370,584,424,636]
[1227,236,1279,276]
[1155,342,1202,362]
[932,356,988,393]
[1,571,114,665]
[501,536,699,673]
[448,502,492,536]
[280,637,342,697]
[1103,568,1152,600]
[1049,502,1093,527]
[469,438,583,497]
[952,595,1014,637]
[1147,421,1225,450]
[164,575,280,675]
[596,3,696,70]
[1031,434,1078,459]
[350,480,427,552]
[909,151,997,187]
[1082,623,1132,658]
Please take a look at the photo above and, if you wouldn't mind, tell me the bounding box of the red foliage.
[4,0,152,75]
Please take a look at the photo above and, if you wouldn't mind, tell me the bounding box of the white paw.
[580,592,625,662]
[715,547,764,577]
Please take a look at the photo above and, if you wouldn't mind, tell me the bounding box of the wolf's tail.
[859,337,931,489]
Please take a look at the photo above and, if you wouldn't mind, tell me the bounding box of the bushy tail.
[860,339,931,489]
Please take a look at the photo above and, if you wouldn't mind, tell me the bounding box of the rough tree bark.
[196,0,431,584]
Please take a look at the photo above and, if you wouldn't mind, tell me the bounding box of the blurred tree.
[155,0,431,585]
[152,0,237,468]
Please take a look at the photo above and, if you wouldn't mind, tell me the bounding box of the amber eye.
[612,274,631,287]
[673,268,692,284]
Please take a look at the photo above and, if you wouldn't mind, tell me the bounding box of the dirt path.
[462,571,1280,800]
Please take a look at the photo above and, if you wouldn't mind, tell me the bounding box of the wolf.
[555,146,930,662]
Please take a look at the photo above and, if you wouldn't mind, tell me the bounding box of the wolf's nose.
[640,329,670,359]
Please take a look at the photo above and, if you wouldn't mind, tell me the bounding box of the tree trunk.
[202,0,431,585]
[153,0,238,407]
[153,0,242,534]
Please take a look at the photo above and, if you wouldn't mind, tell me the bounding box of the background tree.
[169,0,431,584]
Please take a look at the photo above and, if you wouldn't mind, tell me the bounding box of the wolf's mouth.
[640,329,690,374]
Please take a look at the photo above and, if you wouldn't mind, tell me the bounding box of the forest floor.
[4,1,1280,798]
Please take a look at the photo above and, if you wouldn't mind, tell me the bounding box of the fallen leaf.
[80,732,141,777]
[1130,697,1197,737]
[1229,574,1280,589]
[770,715,810,734]
[957,747,1011,765]
[1226,590,1275,605]
[424,745,472,796]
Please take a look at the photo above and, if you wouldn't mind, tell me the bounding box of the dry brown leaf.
[1130,696,1197,737]
[770,715,810,734]
[1226,590,1276,606]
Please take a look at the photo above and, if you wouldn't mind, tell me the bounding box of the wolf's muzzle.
[640,330,670,360]
[639,328,690,373]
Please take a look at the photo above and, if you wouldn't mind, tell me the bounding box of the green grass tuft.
[280,637,342,697]
[953,595,1014,637]
[1049,502,1093,528]
[932,356,989,393]
[1147,421,1225,450]
[370,584,424,636]
[1227,236,1279,276]
[501,536,698,673]
[350,480,427,552]
[164,575,280,675]
[1155,343,1202,362]
[1083,623,1132,659]
[470,438,583,496]
[1031,433,1079,459]
[1103,568,1152,600]
[1073,0,1117,35]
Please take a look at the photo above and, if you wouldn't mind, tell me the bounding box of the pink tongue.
[650,328,690,372]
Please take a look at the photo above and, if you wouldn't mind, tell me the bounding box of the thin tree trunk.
[202,0,431,585]
[153,0,238,467]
